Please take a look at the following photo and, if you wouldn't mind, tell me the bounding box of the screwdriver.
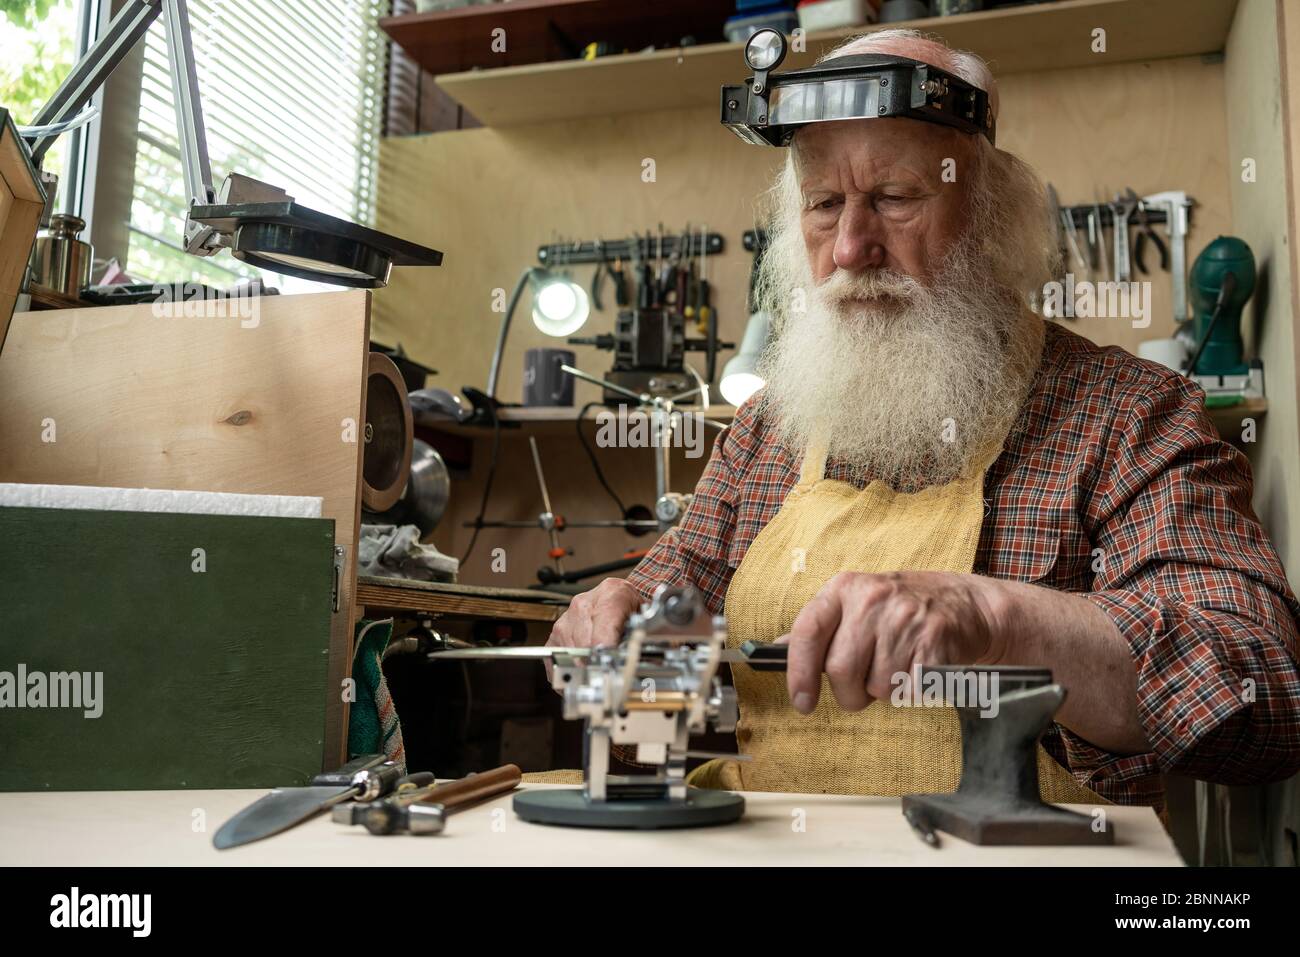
[684,258,699,322]
[611,256,629,307]
[674,258,689,313]
[696,224,712,335]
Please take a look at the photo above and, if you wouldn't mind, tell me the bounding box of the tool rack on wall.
[537,232,724,265]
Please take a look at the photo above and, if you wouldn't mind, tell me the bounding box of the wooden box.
[0,108,45,353]
[0,291,372,767]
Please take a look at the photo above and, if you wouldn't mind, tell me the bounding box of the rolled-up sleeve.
[1069,373,1300,791]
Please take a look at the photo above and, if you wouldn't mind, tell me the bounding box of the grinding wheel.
[366,439,450,535]
[362,352,413,512]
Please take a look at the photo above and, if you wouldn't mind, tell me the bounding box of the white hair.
[816,28,999,121]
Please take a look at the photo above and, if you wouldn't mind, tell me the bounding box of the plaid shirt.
[627,322,1300,806]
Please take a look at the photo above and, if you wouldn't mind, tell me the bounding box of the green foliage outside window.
[0,0,76,186]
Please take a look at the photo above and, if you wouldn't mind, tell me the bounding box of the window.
[0,0,84,197]
[125,0,389,290]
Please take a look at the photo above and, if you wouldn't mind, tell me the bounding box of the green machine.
[1183,236,1262,406]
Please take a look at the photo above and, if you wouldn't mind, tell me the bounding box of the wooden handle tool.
[354,764,522,836]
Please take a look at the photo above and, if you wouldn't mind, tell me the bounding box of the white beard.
[757,242,1044,490]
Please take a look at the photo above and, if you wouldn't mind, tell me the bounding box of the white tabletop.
[0,784,1182,866]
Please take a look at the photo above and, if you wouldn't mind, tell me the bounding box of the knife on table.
[214,755,409,850]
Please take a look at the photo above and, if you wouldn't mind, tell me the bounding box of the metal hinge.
[332,545,346,612]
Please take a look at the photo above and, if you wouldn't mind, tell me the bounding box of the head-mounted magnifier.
[721,29,995,147]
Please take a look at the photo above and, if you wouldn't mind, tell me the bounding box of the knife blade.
[213,756,403,850]
[427,642,790,670]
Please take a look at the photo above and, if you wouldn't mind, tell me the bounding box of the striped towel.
[347,618,406,773]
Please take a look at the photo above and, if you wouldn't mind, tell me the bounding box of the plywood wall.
[373,54,1236,587]
[1225,0,1300,593]
[375,54,1230,384]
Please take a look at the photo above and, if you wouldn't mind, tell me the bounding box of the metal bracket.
[331,545,346,613]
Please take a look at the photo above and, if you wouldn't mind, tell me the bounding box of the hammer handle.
[417,764,521,813]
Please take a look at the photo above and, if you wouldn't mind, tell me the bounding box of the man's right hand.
[547,578,643,649]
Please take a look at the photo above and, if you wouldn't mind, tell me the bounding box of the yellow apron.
[690,434,1105,805]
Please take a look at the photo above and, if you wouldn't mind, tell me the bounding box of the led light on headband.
[722,28,995,147]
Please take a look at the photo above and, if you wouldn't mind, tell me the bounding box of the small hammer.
[334,764,522,835]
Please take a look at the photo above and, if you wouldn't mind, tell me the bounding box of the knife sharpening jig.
[433,585,745,828]
[522,585,744,828]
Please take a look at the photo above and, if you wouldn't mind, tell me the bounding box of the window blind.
[125,0,389,290]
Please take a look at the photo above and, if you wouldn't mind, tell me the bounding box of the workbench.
[0,785,1182,866]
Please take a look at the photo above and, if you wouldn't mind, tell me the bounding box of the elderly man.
[548,30,1300,809]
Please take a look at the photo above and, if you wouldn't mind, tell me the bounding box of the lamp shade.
[719,310,771,406]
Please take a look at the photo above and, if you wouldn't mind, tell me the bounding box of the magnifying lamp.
[24,0,441,287]
[187,185,444,289]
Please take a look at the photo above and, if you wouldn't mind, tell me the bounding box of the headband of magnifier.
[720,29,996,147]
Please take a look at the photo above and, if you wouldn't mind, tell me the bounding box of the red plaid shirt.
[627,323,1300,806]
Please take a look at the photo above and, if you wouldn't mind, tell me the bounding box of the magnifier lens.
[250,250,373,279]
[745,30,785,72]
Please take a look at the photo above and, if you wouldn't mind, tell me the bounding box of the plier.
[1127,187,1169,275]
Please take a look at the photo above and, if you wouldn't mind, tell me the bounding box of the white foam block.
[0,483,322,519]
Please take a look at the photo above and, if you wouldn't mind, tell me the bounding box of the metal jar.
[31,213,93,298]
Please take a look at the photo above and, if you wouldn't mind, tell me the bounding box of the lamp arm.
[678,363,710,408]
[28,0,162,166]
[559,363,645,403]
[27,0,218,253]
[487,267,537,401]
[163,0,216,215]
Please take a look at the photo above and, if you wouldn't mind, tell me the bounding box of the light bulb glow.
[720,371,764,406]
[531,278,589,337]
[536,282,577,321]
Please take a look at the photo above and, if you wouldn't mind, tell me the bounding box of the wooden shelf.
[427,400,1264,453]
[423,403,738,438]
[25,283,87,310]
[1207,396,1267,439]
[495,403,737,422]
[427,0,1238,128]
[355,575,569,622]
[381,0,734,76]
